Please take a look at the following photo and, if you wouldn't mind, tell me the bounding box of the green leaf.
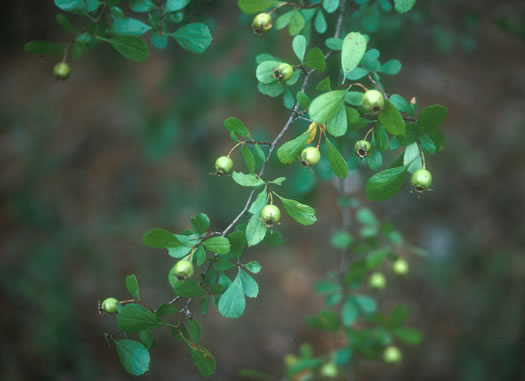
[171,23,212,54]
[125,274,140,299]
[342,298,359,326]
[256,60,281,84]
[275,10,293,29]
[345,91,364,106]
[296,92,311,109]
[306,310,340,332]
[323,0,340,13]
[188,319,201,342]
[351,294,377,314]
[111,18,152,36]
[430,130,446,152]
[240,269,259,298]
[155,304,179,317]
[309,90,346,124]
[139,329,154,349]
[326,105,348,137]
[188,343,216,377]
[341,32,367,76]
[356,207,378,226]
[403,142,422,173]
[232,172,265,187]
[237,0,279,14]
[241,145,255,174]
[115,339,150,376]
[326,138,349,179]
[191,213,210,234]
[316,76,331,91]
[331,231,353,249]
[388,304,409,327]
[168,245,193,258]
[288,9,305,36]
[143,228,178,248]
[118,304,166,332]
[304,47,326,72]
[172,279,207,297]
[374,125,389,151]
[292,35,306,62]
[275,194,317,225]
[243,261,262,273]
[54,0,86,12]
[365,166,408,201]
[378,100,406,136]
[203,236,231,254]
[389,94,413,114]
[347,67,369,80]
[367,149,383,171]
[264,230,282,246]
[228,231,247,258]
[165,0,190,13]
[325,37,343,50]
[130,0,154,12]
[246,213,267,246]
[151,32,168,49]
[215,259,235,272]
[249,187,268,214]
[224,117,251,140]
[277,130,310,164]
[394,0,416,13]
[253,144,266,168]
[218,271,246,318]
[366,249,388,269]
[24,41,65,57]
[393,327,422,345]
[381,59,402,75]
[56,14,74,33]
[417,105,448,134]
[98,36,149,62]
[314,10,327,34]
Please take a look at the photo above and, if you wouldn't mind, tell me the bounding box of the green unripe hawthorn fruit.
[301,146,321,167]
[354,140,372,159]
[215,156,233,176]
[273,63,293,81]
[392,259,409,275]
[410,168,432,194]
[173,259,194,280]
[54,62,71,80]
[362,89,385,113]
[383,345,402,364]
[101,297,119,314]
[252,13,273,35]
[369,272,386,290]
[320,363,338,377]
[284,354,299,367]
[261,204,280,226]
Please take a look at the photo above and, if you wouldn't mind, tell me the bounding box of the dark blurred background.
[1,0,525,380]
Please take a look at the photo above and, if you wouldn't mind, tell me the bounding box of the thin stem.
[363,126,375,141]
[227,142,244,157]
[417,140,426,168]
[367,74,388,100]
[268,2,287,15]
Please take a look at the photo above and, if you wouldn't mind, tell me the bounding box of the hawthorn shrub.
[26,0,448,378]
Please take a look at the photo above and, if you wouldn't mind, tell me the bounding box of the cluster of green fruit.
[368,258,409,290]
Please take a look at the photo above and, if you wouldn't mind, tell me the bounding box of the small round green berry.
[54,62,71,80]
[273,63,294,81]
[383,345,402,364]
[392,259,409,275]
[410,168,432,194]
[173,259,194,280]
[301,146,321,167]
[261,204,280,226]
[215,156,233,176]
[320,363,338,378]
[369,272,386,290]
[101,297,119,314]
[354,140,372,159]
[362,89,385,113]
[252,13,273,35]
